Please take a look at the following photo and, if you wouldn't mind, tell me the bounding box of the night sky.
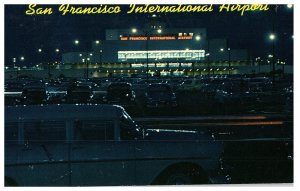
[5,4,293,66]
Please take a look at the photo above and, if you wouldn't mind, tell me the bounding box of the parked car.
[20,85,49,105]
[177,79,205,92]
[66,84,94,103]
[5,81,24,92]
[103,82,136,105]
[145,83,177,108]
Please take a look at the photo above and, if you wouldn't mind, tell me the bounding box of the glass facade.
[118,50,205,62]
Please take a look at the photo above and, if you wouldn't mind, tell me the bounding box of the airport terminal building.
[61,18,251,77]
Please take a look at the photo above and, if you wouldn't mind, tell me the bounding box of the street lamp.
[144,28,163,82]
[38,48,48,78]
[269,33,276,83]
[194,35,202,77]
[132,28,137,33]
[206,39,211,75]
[12,57,16,68]
[74,39,91,80]
[19,56,24,74]
[269,34,276,41]
[228,48,231,74]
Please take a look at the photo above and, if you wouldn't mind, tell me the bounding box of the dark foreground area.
[137,115,293,184]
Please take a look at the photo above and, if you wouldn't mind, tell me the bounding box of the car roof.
[5,104,124,121]
[147,83,171,87]
[108,82,132,87]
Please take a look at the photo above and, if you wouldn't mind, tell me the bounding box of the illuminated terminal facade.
[62,18,250,77]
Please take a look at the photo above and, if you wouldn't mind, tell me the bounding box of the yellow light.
[132,28,137,33]
[269,34,276,40]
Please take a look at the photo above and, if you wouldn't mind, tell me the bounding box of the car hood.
[144,128,215,141]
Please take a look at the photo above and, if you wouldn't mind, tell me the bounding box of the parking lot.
[5,74,293,184]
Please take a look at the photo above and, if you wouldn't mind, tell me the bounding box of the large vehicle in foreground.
[5,104,229,186]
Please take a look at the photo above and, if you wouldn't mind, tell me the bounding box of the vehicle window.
[120,112,138,140]
[24,120,65,143]
[5,122,18,143]
[74,120,114,141]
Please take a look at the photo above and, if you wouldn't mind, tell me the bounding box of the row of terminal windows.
[118,50,205,62]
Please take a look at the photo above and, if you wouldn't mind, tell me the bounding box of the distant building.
[61,16,249,76]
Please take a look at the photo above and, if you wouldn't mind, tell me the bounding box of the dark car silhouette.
[66,84,94,103]
[21,86,49,105]
[145,83,177,108]
[104,82,136,105]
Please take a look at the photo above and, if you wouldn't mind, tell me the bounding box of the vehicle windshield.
[120,110,142,140]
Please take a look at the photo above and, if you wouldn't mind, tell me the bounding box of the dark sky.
[5,4,293,66]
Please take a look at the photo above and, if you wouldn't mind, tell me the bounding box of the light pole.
[19,56,24,78]
[87,53,93,79]
[269,33,276,83]
[38,48,50,79]
[195,35,201,77]
[228,48,231,74]
[142,28,162,83]
[55,48,60,68]
[255,57,262,73]
[206,40,210,75]
[12,57,16,68]
[74,40,90,80]
[94,40,101,64]
[146,31,149,82]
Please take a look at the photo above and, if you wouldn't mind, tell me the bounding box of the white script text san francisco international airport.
[25,4,270,16]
